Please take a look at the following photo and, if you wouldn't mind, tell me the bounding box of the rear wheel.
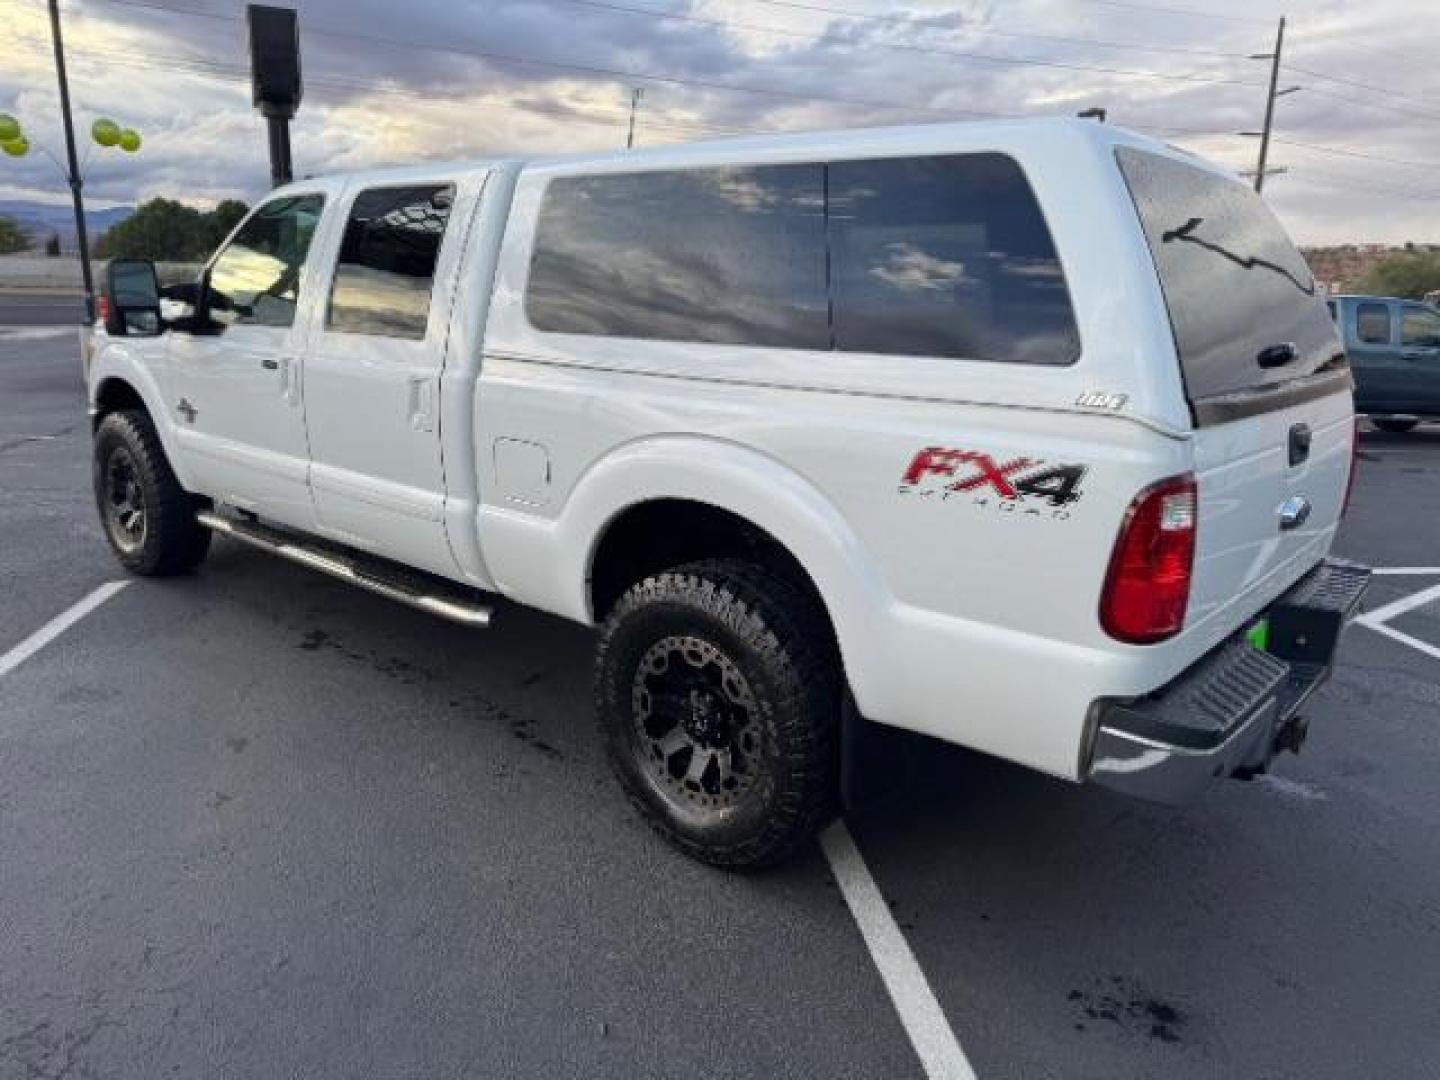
[595,559,839,869]
[1372,418,1419,433]
[93,409,210,575]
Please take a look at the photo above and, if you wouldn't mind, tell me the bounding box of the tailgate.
[1188,390,1352,632]
[1115,144,1355,635]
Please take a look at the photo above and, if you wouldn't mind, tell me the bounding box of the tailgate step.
[1103,642,1290,751]
[1267,558,1372,665]
[196,510,494,628]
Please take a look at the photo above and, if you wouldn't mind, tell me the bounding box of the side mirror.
[103,259,162,337]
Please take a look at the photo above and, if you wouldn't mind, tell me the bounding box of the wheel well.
[590,500,834,632]
[92,378,146,429]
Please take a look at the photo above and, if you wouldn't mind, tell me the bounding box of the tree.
[93,197,249,262]
[1356,250,1440,300]
[0,214,29,254]
[203,199,249,251]
[45,234,61,257]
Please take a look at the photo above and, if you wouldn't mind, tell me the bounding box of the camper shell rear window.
[1116,147,1343,422]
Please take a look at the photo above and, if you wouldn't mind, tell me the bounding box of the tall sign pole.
[47,0,95,322]
[248,5,302,187]
[1253,16,1286,194]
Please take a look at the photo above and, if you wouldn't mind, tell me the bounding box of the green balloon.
[2,136,29,158]
[91,117,121,147]
[0,113,19,143]
[118,128,141,153]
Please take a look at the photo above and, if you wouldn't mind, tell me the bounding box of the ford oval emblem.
[1278,494,1312,531]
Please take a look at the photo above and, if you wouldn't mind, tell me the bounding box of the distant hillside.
[0,199,134,252]
[1304,243,1440,295]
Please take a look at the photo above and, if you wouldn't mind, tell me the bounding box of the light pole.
[47,0,97,320]
[626,87,644,150]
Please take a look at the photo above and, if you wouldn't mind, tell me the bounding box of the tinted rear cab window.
[526,153,1078,366]
[1116,147,1342,417]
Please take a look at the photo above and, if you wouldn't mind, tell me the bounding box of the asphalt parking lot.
[3,321,1438,1079]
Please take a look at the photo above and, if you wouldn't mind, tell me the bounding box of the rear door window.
[1116,147,1341,414]
[1356,302,1392,345]
[327,184,455,339]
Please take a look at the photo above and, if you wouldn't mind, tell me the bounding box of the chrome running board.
[196,510,493,628]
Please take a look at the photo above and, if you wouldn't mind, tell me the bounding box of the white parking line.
[1357,581,1440,628]
[1358,619,1440,663]
[820,821,978,1080]
[1371,567,1440,576]
[0,581,129,679]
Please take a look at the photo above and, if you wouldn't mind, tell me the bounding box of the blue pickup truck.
[1329,294,1440,433]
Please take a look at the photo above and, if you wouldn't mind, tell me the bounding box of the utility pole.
[1252,15,1286,194]
[47,0,95,323]
[626,87,643,150]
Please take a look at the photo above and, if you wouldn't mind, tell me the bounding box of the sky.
[2,0,1435,245]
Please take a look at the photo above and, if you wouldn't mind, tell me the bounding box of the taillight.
[1341,416,1359,518]
[96,294,111,326]
[1100,473,1197,644]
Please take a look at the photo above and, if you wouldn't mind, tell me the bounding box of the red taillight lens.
[96,294,111,325]
[1341,416,1359,518]
[1100,473,1197,644]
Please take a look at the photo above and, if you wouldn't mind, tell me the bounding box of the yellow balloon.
[118,128,141,153]
[0,113,19,143]
[91,118,121,147]
[2,136,29,158]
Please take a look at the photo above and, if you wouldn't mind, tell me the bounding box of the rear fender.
[479,435,895,716]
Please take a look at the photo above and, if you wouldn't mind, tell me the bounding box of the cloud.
[0,0,1433,244]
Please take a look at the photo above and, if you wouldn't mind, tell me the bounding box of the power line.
[1282,63,1438,113]
[83,0,1266,94]
[1059,0,1274,23]
[571,0,1258,61]
[550,0,1266,89]
[1270,137,1440,172]
[1295,83,1440,125]
[1294,169,1440,203]
[752,0,1272,28]
[61,0,1018,122]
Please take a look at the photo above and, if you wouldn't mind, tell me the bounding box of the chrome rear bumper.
[1089,558,1371,805]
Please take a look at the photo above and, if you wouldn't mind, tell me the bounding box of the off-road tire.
[93,409,211,575]
[595,558,840,869]
[1372,418,1419,434]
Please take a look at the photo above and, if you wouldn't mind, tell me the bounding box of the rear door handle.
[260,357,279,370]
[407,376,436,432]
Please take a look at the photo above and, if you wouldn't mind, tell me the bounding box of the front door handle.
[261,357,279,370]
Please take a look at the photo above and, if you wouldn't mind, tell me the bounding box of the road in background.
[0,288,85,327]
[2,330,1438,1079]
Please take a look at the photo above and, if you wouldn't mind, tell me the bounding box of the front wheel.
[595,559,840,869]
[93,409,210,575]
[1372,418,1419,434]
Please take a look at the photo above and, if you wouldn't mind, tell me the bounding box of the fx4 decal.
[898,446,1087,518]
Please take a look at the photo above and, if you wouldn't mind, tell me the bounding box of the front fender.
[89,343,196,491]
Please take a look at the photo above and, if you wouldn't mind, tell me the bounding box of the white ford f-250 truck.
[86,119,1369,867]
